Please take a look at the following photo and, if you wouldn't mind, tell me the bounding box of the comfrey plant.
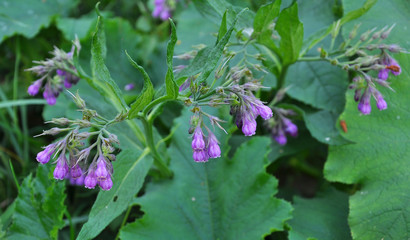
[12,1,410,239]
[26,5,406,193]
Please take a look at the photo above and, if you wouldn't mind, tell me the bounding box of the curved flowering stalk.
[152,0,176,20]
[300,25,406,115]
[26,38,81,105]
[35,92,120,191]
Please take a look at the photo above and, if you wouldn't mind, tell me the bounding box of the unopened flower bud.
[283,118,298,137]
[372,89,387,110]
[242,114,257,136]
[28,80,43,96]
[36,144,55,164]
[193,149,209,162]
[54,154,69,180]
[73,91,86,109]
[274,129,287,145]
[349,24,361,39]
[381,24,395,39]
[43,127,64,135]
[358,88,371,115]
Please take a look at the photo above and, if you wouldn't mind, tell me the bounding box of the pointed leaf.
[126,52,154,119]
[165,20,179,99]
[217,11,228,43]
[77,149,153,240]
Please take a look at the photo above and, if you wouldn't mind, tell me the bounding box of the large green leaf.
[288,186,351,240]
[0,0,78,43]
[275,2,304,66]
[119,110,292,239]
[324,54,410,239]
[7,165,66,240]
[77,149,153,240]
[342,0,410,49]
[285,61,348,113]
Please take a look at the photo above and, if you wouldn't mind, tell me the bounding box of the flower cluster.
[152,0,174,20]
[35,93,120,191]
[190,115,221,162]
[183,62,274,161]
[265,108,298,145]
[331,25,404,115]
[228,82,273,136]
[26,39,81,105]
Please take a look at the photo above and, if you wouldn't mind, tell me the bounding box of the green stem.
[64,209,75,240]
[142,96,169,116]
[141,117,173,178]
[276,65,289,90]
[115,206,133,240]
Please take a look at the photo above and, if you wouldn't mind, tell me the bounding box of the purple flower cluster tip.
[152,0,172,21]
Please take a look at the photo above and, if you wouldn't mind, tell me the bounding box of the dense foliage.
[0,0,409,239]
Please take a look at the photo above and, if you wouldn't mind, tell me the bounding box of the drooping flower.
[98,176,113,191]
[241,113,257,136]
[84,170,98,189]
[358,87,372,115]
[267,108,298,146]
[36,144,55,164]
[283,118,298,137]
[70,164,83,179]
[95,155,109,180]
[378,55,401,80]
[191,126,206,150]
[54,154,69,180]
[27,79,43,96]
[69,173,85,186]
[273,129,287,146]
[193,149,209,162]
[372,88,387,110]
[207,131,221,158]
